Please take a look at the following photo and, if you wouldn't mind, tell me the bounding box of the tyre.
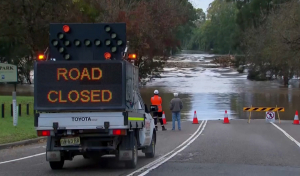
[145,132,156,158]
[125,136,138,169]
[49,160,64,170]
[83,155,89,159]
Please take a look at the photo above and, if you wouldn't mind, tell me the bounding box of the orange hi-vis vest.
[151,95,162,112]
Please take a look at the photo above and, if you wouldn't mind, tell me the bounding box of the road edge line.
[271,122,300,148]
[138,120,208,176]
[126,120,205,176]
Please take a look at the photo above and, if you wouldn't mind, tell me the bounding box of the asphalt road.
[0,121,199,176]
[147,119,300,176]
[1,119,300,176]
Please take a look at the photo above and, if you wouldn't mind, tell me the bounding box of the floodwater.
[1,51,300,122]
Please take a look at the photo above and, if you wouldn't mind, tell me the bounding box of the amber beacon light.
[38,54,45,60]
[128,54,137,59]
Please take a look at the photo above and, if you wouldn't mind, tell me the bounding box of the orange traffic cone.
[192,111,199,124]
[224,110,229,124]
[293,111,299,124]
[162,111,167,124]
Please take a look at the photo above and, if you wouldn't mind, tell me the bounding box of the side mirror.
[144,104,150,113]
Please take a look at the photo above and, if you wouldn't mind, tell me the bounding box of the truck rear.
[34,23,156,170]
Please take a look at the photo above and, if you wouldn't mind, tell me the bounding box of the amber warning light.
[128,54,137,59]
[38,54,45,60]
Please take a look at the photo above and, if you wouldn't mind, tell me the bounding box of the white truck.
[33,23,156,170]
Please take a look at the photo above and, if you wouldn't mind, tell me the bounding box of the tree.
[242,0,300,84]
[0,0,197,85]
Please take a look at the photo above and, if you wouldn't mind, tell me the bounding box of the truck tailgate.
[38,112,126,129]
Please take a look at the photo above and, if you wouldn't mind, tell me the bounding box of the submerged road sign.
[0,63,18,83]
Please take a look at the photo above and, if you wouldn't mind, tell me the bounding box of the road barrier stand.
[243,105,284,124]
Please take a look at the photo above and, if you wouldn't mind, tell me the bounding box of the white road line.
[137,120,207,176]
[271,122,300,148]
[0,121,206,168]
[0,152,46,165]
[126,120,207,176]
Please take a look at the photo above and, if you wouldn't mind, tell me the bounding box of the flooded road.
[1,51,299,121]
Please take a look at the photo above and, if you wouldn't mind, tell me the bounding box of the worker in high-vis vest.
[151,90,167,131]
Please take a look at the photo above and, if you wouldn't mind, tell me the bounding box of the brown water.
[1,52,300,122]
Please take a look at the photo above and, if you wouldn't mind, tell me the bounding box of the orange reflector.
[104,52,111,60]
[63,25,70,33]
[37,130,50,136]
[113,129,126,135]
[128,54,137,59]
[38,54,45,60]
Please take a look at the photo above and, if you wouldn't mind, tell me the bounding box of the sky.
[189,0,214,13]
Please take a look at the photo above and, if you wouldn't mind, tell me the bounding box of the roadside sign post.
[0,63,18,124]
[13,92,18,126]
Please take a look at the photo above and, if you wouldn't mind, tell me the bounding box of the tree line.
[186,0,300,85]
[0,0,198,84]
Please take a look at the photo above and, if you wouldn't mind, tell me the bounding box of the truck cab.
[34,23,156,170]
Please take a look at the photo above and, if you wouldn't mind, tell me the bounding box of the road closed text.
[46,67,113,103]
[47,90,112,103]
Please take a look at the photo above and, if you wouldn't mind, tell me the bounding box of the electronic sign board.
[34,61,125,110]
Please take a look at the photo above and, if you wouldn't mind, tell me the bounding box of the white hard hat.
[154,90,159,94]
[174,93,178,97]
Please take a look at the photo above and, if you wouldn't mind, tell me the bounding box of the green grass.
[0,96,37,144]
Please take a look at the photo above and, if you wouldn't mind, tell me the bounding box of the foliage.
[187,0,240,54]
[242,0,300,84]
[0,0,198,84]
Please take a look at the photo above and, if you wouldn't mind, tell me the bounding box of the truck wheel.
[83,154,89,159]
[125,137,138,169]
[145,132,156,158]
[49,160,64,170]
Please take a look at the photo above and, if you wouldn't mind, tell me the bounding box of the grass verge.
[0,95,36,144]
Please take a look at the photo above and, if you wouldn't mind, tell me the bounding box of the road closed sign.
[266,111,275,123]
[0,63,18,83]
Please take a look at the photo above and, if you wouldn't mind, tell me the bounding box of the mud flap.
[118,131,135,161]
[46,151,61,162]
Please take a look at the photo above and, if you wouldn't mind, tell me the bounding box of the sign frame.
[33,60,127,111]
[0,63,18,83]
[244,105,282,124]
